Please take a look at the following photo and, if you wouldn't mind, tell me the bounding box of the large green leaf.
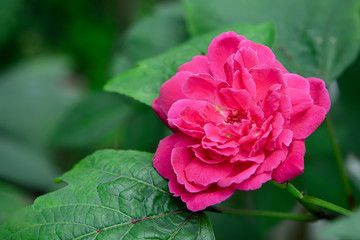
[52,92,132,148]
[183,0,360,82]
[0,56,80,147]
[122,2,188,61]
[0,0,22,46]
[0,136,60,191]
[321,210,360,240]
[0,150,215,240]
[0,180,30,224]
[0,56,80,190]
[105,22,275,106]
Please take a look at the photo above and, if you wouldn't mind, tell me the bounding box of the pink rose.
[152,32,331,211]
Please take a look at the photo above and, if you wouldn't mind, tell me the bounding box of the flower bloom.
[152,32,330,211]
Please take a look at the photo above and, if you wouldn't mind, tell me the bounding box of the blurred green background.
[0,0,359,239]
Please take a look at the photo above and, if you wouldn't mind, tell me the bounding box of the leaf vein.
[39,203,131,219]
[87,167,171,196]
[168,213,196,239]
[9,222,97,238]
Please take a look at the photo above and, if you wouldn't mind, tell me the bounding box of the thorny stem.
[271,181,353,218]
[205,206,317,222]
[325,115,356,210]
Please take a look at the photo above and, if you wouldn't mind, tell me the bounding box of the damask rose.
[152,32,330,211]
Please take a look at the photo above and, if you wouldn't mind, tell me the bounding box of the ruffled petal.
[180,186,236,211]
[250,66,285,101]
[238,46,259,69]
[203,123,229,144]
[159,71,192,115]
[219,88,251,111]
[272,140,305,183]
[152,97,168,125]
[287,88,314,117]
[273,60,289,73]
[234,172,272,191]
[182,73,226,103]
[230,150,265,164]
[153,132,186,180]
[285,74,310,92]
[208,31,245,80]
[256,148,288,174]
[185,157,233,186]
[217,162,259,187]
[308,77,331,112]
[168,99,223,138]
[178,55,211,74]
[286,105,327,139]
[192,147,227,164]
[171,146,208,193]
[238,40,276,66]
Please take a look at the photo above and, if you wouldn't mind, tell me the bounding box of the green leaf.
[0,150,215,240]
[321,209,360,240]
[52,91,169,153]
[122,2,188,61]
[0,0,22,46]
[0,136,61,191]
[110,54,135,78]
[0,180,30,224]
[52,92,132,148]
[0,56,80,146]
[183,0,360,82]
[105,22,275,106]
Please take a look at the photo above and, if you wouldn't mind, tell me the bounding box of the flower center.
[225,110,245,124]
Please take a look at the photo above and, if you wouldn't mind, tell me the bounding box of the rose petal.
[230,150,265,164]
[171,147,208,193]
[192,147,227,164]
[185,157,233,186]
[273,60,289,73]
[272,140,305,183]
[265,112,285,150]
[276,129,293,148]
[204,123,229,144]
[168,99,223,138]
[159,71,192,115]
[182,73,226,103]
[287,88,314,117]
[238,40,276,66]
[153,132,186,180]
[238,46,259,69]
[217,162,259,187]
[178,55,211,74]
[168,179,188,197]
[256,148,288,174]
[234,172,272,191]
[208,31,245,80]
[250,66,285,101]
[263,86,281,117]
[152,98,169,126]
[180,186,236,211]
[219,88,251,111]
[285,74,310,92]
[308,77,331,112]
[202,137,239,156]
[286,105,327,139]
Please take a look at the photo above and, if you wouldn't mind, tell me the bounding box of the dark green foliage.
[105,23,275,106]
[0,150,215,240]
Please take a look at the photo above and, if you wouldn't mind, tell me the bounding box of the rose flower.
[152,32,330,211]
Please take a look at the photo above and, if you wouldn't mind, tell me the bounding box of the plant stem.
[205,206,316,222]
[272,181,353,218]
[325,116,356,210]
